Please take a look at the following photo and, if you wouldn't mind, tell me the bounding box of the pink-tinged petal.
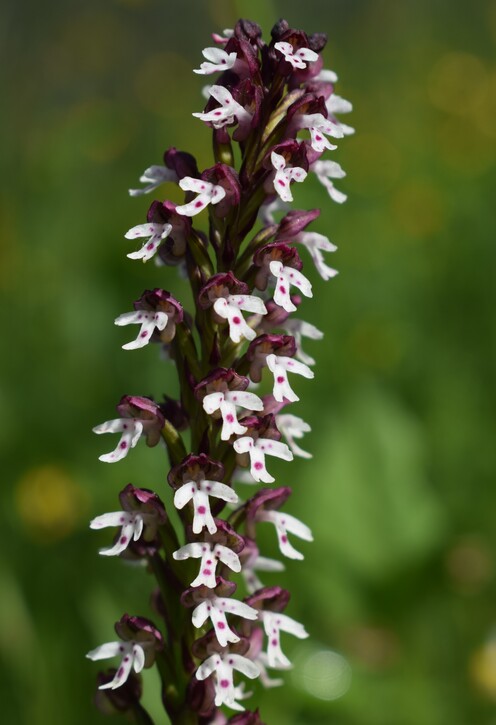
[279,356,314,380]
[218,598,258,620]
[178,177,212,194]
[270,151,286,172]
[295,47,319,63]
[176,192,212,217]
[202,391,224,415]
[219,400,247,440]
[274,41,294,56]
[233,436,253,455]
[275,613,309,639]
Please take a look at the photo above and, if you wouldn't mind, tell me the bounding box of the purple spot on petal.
[220,679,229,688]
[281,535,288,543]
[120,442,128,449]
[120,536,128,544]
[198,505,206,514]
[254,462,263,471]
[203,568,212,576]
[232,316,241,325]
[226,414,234,423]
[195,201,204,208]
[277,376,284,384]
[279,286,286,294]
[271,638,278,646]
[140,331,149,338]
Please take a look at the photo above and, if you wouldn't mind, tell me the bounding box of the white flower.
[311,159,347,204]
[124,222,173,262]
[326,94,355,136]
[299,112,344,153]
[176,177,226,217]
[256,510,313,560]
[266,354,314,403]
[194,47,237,75]
[233,436,293,484]
[192,596,258,647]
[86,641,145,690]
[213,294,267,343]
[269,260,313,313]
[274,42,319,70]
[128,165,178,197]
[173,479,238,535]
[196,652,260,711]
[271,151,307,203]
[242,553,285,594]
[294,231,338,281]
[173,542,241,588]
[114,310,168,350]
[283,318,324,366]
[193,85,252,131]
[314,68,338,83]
[261,611,309,668]
[276,414,312,459]
[92,418,143,463]
[259,197,290,226]
[203,390,264,440]
[89,510,147,556]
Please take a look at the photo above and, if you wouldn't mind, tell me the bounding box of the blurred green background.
[2,0,496,722]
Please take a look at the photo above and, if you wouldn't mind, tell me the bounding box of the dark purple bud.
[198,272,249,309]
[186,674,217,718]
[234,19,263,44]
[159,395,189,432]
[246,334,296,382]
[231,78,264,141]
[270,19,290,41]
[226,36,262,78]
[258,299,294,332]
[236,414,281,442]
[168,453,224,491]
[195,368,250,402]
[277,208,320,239]
[95,669,142,714]
[201,164,241,218]
[228,709,266,724]
[308,32,328,52]
[253,242,303,291]
[116,396,165,447]
[119,484,167,523]
[245,586,290,613]
[163,147,199,180]
[133,289,183,344]
[265,139,310,173]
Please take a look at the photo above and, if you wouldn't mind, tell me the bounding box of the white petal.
[86,641,124,661]
[192,600,210,628]
[173,542,205,560]
[202,391,224,414]
[228,294,267,315]
[258,438,293,462]
[174,482,196,509]
[89,511,132,529]
[218,598,258,620]
[99,520,135,556]
[215,544,241,572]
[176,192,212,216]
[200,479,238,503]
[279,356,314,380]
[132,644,146,673]
[225,391,263,411]
[280,512,313,541]
[233,436,253,455]
[230,654,260,679]
[196,654,218,681]
[124,223,166,240]
[101,653,134,689]
[275,613,309,639]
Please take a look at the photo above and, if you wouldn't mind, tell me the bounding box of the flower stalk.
[87,17,352,723]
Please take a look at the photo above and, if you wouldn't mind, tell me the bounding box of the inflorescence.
[87,17,352,724]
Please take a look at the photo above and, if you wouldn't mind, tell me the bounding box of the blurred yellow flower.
[14,464,89,542]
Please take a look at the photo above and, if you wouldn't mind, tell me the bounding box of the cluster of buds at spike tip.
[87,16,351,723]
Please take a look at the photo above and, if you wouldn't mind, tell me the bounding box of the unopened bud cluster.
[87,17,351,724]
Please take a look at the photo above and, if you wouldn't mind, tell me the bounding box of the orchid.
[88,16,351,721]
